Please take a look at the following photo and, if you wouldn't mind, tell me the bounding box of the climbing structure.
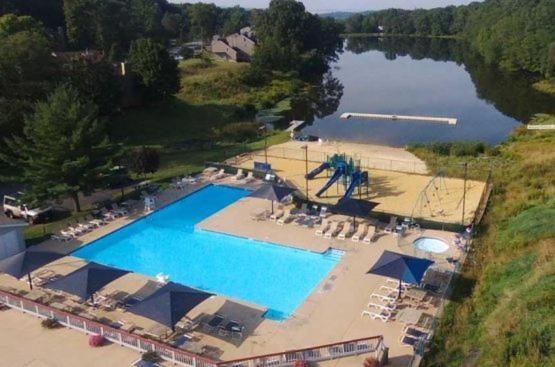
[305,154,370,199]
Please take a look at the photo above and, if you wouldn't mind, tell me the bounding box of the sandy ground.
[235,154,484,225]
[0,308,143,367]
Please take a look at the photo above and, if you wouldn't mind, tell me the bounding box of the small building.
[0,216,28,261]
[210,27,256,62]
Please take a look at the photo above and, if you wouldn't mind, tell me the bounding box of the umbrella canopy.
[127,282,212,330]
[249,184,296,213]
[0,250,65,289]
[332,198,379,222]
[0,250,64,279]
[367,251,434,295]
[45,262,129,300]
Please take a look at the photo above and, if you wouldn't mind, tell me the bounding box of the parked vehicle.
[3,194,52,223]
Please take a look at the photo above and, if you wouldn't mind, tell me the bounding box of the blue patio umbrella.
[0,250,65,290]
[249,184,296,213]
[45,262,129,301]
[367,250,434,297]
[332,198,379,224]
[127,282,212,330]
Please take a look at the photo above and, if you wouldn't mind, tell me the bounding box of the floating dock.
[340,112,457,125]
[286,120,307,132]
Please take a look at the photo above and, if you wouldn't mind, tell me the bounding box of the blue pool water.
[73,185,342,320]
[413,237,449,254]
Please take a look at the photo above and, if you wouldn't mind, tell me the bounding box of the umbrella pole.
[27,272,33,290]
[271,200,274,214]
[398,279,402,299]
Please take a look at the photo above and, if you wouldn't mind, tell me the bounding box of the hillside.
[411,115,555,366]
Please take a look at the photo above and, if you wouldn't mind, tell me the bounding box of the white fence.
[0,290,386,367]
[0,290,218,367]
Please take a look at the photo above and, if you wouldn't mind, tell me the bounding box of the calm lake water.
[299,37,555,146]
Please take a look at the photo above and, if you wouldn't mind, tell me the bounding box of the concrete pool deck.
[0,176,462,366]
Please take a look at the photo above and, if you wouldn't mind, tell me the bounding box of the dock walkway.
[341,112,457,125]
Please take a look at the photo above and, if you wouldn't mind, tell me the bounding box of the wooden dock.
[340,112,457,125]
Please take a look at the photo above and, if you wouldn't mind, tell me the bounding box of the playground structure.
[410,173,451,220]
[306,154,370,200]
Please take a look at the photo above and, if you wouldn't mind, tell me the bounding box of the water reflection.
[297,36,555,146]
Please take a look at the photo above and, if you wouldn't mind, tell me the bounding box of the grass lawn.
[421,114,555,367]
[25,57,293,242]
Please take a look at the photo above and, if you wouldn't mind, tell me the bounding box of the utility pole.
[462,162,468,225]
[302,145,309,199]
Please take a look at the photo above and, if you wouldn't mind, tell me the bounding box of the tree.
[0,13,44,36]
[0,14,59,138]
[189,2,218,42]
[128,38,180,101]
[129,146,160,177]
[129,0,162,39]
[220,6,249,36]
[252,0,342,79]
[62,58,122,115]
[161,11,185,39]
[2,85,120,212]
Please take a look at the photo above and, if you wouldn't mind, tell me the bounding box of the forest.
[343,0,555,77]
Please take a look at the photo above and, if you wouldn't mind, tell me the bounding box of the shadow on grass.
[110,98,248,147]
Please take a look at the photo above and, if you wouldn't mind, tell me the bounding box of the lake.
[298,37,555,146]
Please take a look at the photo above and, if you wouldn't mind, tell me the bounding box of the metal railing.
[0,289,386,367]
[218,335,385,367]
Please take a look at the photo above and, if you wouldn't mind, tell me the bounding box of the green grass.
[533,79,555,96]
[421,114,555,367]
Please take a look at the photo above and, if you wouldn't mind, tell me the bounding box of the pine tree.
[2,85,121,212]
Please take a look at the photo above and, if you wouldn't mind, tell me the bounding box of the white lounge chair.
[243,171,255,183]
[270,208,284,221]
[51,234,72,242]
[384,216,398,233]
[233,169,245,181]
[367,298,397,312]
[324,221,342,239]
[370,286,399,303]
[210,169,227,181]
[362,225,376,244]
[277,209,293,225]
[361,309,392,322]
[338,222,356,240]
[352,223,368,242]
[315,219,330,236]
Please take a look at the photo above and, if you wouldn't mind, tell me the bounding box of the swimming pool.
[413,237,449,254]
[73,185,342,320]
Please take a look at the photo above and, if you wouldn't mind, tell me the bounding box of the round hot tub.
[413,237,449,254]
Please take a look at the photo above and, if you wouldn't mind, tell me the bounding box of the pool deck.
[0,175,463,366]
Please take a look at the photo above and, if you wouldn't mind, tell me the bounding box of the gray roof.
[0,215,28,228]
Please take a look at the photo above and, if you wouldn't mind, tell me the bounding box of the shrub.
[41,318,60,329]
[363,357,380,367]
[450,141,486,157]
[129,146,160,177]
[215,122,261,143]
[141,351,162,363]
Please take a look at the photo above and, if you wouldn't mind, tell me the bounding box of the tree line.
[0,0,342,212]
[343,0,555,77]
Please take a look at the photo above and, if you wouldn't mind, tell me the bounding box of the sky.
[171,1,479,13]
